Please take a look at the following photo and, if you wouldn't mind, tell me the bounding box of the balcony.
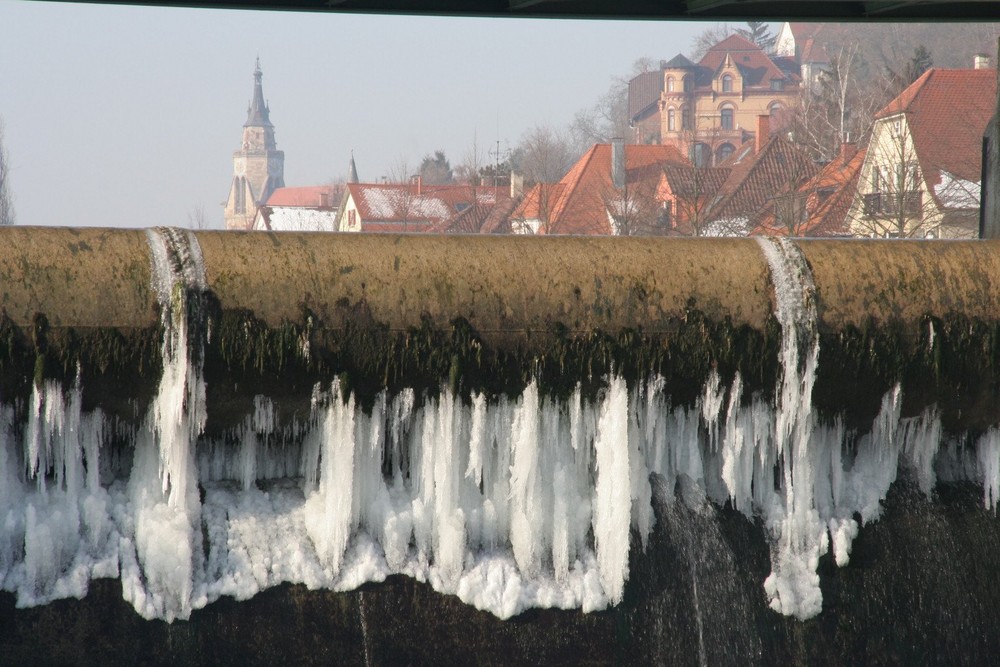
[863,191,922,217]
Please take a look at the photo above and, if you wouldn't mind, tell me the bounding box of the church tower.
[224,59,285,230]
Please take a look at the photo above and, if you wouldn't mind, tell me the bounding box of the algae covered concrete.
[2,228,1000,431]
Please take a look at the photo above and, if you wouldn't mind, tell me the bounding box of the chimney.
[839,141,857,164]
[318,191,329,208]
[756,115,770,154]
[510,172,524,199]
[611,137,626,189]
[975,54,992,69]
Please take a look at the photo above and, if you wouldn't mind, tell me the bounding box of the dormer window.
[722,74,733,93]
[770,79,784,91]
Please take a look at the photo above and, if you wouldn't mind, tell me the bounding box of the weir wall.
[3,228,1000,434]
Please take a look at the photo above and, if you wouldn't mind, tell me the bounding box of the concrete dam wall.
[4,227,1000,663]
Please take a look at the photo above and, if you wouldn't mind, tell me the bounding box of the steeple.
[245,57,272,128]
[225,59,285,230]
[348,151,359,184]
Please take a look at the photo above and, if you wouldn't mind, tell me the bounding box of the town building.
[509,142,688,235]
[846,63,996,239]
[657,116,819,236]
[754,142,865,237]
[252,185,343,231]
[224,60,285,230]
[629,34,801,166]
[774,22,832,93]
[337,181,508,233]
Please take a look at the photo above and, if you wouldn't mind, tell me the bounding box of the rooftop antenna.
[488,113,511,189]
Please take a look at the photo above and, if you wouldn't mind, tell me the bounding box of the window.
[681,106,691,130]
[683,75,693,92]
[715,143,735,163]
[667,108,676,131]
[666,76,675,92]
[722,74,733,93]
[769,102,784,116]
[770,79,784,91]
[348,209,357,227]
[720,106,734,130]
[235,177,246,214]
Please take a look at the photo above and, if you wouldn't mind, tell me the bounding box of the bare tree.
[601,176,668,236]
[664,164,734,237]
[570,57,655,151]
[0,119,15,226]
[510,125,575,186]
[786,43,889,163]
[187,204,209,230]
[845,118,944,238]
[386,155,412,184]
[689,23,734,61]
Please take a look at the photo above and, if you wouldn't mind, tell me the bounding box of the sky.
[0,0,732,229]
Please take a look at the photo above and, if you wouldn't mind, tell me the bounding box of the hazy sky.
[0,1,739,228]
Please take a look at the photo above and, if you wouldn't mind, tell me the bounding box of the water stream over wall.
[4,230,1000,662]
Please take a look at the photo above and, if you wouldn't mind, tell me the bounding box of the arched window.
[235,177,246,214]
[720,105,735,131]
[722,74,733,93]
[683,75,693,92]
[666,76,675,92]
[667,108,676,132]
[716,143,735,163]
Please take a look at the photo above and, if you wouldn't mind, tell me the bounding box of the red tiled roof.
[710,135,820,223]
[698,34,793,88]
[875,68,996,187]
[346,183,505,227]
[789,23,822,43]
[660,164,731,198]
[266,185,338,208]
[755,144,866,237]
[516,143,689,235]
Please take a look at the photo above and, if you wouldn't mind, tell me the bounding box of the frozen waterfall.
[0,232,998,623]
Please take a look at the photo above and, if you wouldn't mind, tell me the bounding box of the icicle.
[592,376,631,605]
[123,227,209,621]
[757,236,825,621]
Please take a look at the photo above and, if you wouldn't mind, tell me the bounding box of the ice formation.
[0,231,999,623]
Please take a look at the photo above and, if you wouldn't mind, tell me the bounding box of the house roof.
[512,143,688,235]
[698,34,794,88]
[628,69,665,122]
[875,68,997,190]
[346,183,505,226]
[660,164,732,198]
[663,54,697,69]
[756,143,866,236]
[709,135,820,223]
[427,193,520,234]
[266,185,338,208]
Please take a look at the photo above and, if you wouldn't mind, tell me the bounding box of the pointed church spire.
[348,151,359,183]
[245,58,272,128]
